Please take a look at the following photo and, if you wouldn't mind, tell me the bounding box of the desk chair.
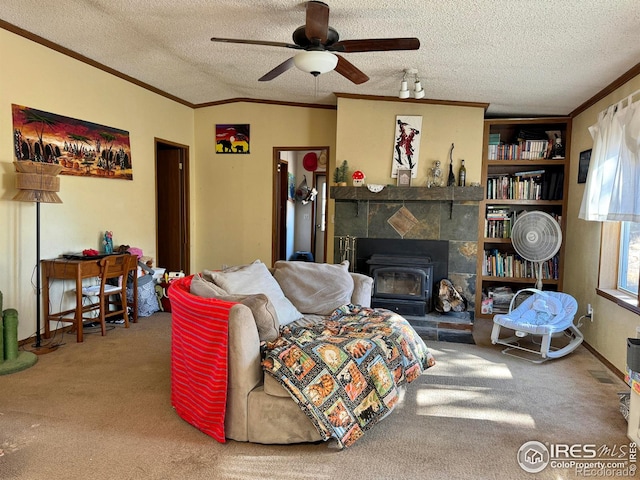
[81,254,137,336]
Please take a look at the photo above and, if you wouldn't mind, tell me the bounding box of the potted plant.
[333,160,349,186]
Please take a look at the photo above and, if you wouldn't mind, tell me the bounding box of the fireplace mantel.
[330,185,483,202]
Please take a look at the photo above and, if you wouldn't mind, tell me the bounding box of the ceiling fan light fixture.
[293,51,338,76]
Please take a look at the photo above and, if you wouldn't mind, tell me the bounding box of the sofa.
[169,260,433,447]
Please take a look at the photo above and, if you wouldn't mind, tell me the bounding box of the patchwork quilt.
[261,304,436,448]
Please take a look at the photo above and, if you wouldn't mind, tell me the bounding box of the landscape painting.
[12,104,133,180]
[216,124,250,154]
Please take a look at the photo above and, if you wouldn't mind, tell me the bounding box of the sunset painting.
[12,104,133,180]
[215,124,250,154]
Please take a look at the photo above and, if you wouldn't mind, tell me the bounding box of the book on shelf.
[485,169,565,201]
[484,218,511,238]
[486,174,543,200]
[514,169,545,177]
[482,250,560,280]
[487,140,550,160]
[485,205,513,238]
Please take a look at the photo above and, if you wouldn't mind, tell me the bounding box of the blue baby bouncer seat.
[491,288,584,362]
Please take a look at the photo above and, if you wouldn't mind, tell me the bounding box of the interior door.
[312,173,327,263]
[155,139,190,274]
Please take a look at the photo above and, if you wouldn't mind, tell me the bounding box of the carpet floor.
[0,312,633,480]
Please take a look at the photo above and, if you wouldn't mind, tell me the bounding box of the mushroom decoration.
[352,170,366,187]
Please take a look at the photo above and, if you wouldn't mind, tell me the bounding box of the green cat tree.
[0,292,38,375]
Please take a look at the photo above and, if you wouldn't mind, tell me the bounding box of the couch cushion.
[273,260,354,315]
[190,274,279,341]
[263,373,292,398]
[204,261,303,326]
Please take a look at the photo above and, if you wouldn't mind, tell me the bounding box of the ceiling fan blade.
[330,37,420,53]
[258,57,296,81]
[305,1,330,44]
[211,37,300,50]
[334,55,369,84]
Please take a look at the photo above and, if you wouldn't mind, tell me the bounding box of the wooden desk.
[41,257,138,343]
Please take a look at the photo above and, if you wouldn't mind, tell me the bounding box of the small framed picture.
[578,149,591,184]
[397,168,412,187]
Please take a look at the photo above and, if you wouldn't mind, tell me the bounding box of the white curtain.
[579,93,640,222]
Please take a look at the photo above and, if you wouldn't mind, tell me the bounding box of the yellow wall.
[335,97,484,187]
[565,73,640,372]
[193,103,336,270]
[191,98,484,272]
[0,29,194,340]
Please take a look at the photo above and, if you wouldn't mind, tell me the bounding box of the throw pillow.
[190,274,279,341]
[205,261,303,326]
[273,260,354,315]
[190,273,228,297]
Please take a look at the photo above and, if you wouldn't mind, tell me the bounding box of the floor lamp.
[13,161,63,355]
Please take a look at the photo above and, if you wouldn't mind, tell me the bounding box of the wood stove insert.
[367,254,434,316]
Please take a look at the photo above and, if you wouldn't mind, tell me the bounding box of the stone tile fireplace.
[331,186,482,340]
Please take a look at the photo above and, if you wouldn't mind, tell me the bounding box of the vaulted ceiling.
[2,0,639,116]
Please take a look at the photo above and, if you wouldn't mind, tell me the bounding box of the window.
[619,221,640,295]
[598,221,640,314]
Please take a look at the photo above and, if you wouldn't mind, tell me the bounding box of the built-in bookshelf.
[475,117,571,318]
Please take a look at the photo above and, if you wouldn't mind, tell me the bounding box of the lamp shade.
[294,51,338,76]
[13,161,62,203]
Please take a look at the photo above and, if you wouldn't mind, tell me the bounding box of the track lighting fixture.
[398,68,425,99]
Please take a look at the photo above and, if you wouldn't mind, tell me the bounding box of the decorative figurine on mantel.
[333,160,349,186]
[352,170,366,187]
[103,231,113,254]
[447,143,456,186]
[428,160,444,187]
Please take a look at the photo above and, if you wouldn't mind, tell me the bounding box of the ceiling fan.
[210,1,420,84]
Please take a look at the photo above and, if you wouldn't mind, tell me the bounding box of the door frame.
[272,146,330,265]
[311,171,327,263]
[275,159,289,263]
[155,138,190,273]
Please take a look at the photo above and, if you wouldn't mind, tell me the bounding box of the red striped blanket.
[169,276,233,443]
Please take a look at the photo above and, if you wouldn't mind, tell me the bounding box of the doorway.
[155,139,190,274]
[272,147,329,265]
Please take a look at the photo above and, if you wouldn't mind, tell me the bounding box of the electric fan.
[510,211,562,289]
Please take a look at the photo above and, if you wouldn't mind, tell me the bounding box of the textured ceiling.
[2,0,640,116]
